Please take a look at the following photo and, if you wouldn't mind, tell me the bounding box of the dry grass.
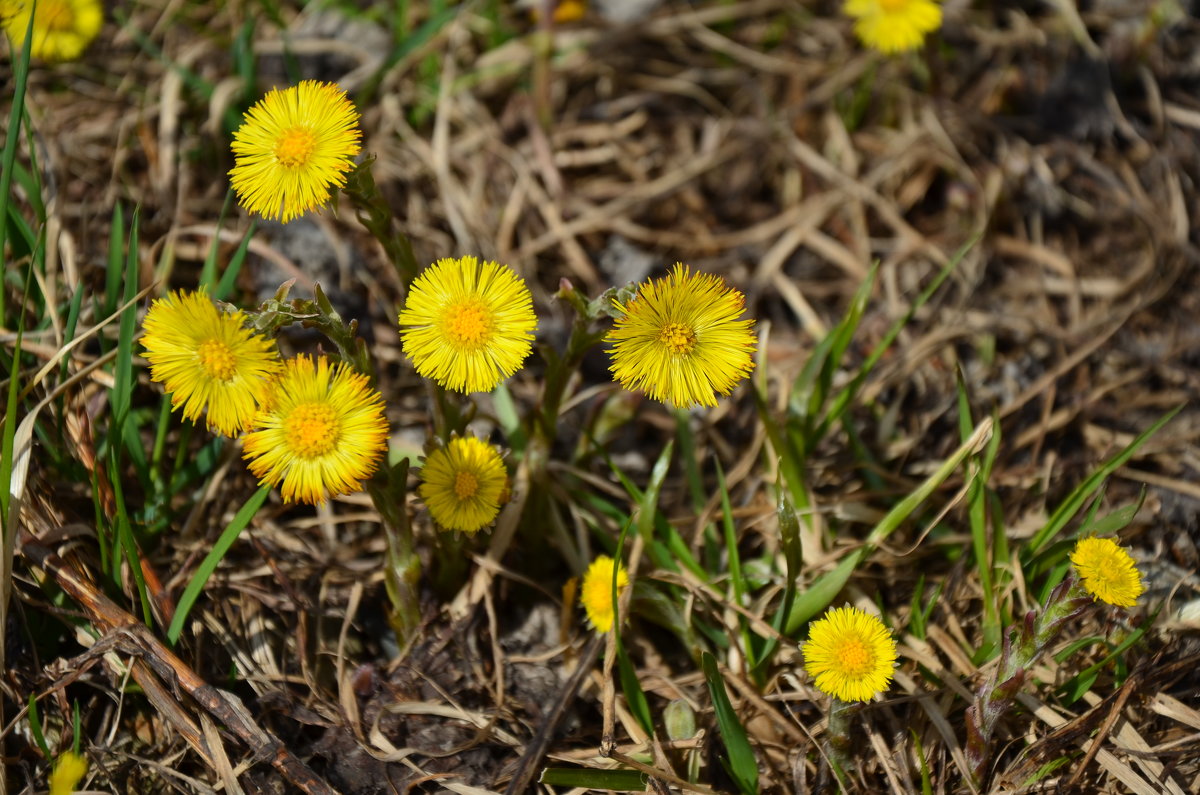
[4,0,1200,793]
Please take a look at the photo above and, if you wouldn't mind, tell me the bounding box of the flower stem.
[367,463,422,654]
[965,576,1091,785]
[824,697,854,791]
[342,156,421,288]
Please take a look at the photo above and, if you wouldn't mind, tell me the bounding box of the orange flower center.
[454,471,479,500]
[443,301,493,348]
[878,0,908,12]
[197,338,238,382]
[658,322,696,355]
[275,127,317,168]
[835,637,871,675]
[38,0,76,32]
[286,403,339,458]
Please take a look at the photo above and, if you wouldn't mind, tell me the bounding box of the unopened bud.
[664,699,696,741]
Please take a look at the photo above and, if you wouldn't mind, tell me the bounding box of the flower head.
[844,0,942,54]
[418,436,507,533]
[1070,537,1144,608]
[802,605,897,703]
[242,355,388,505]
[398,256,537,393]
[229,80,362,223]
[141,290,281,437]
[580,555,628,633]
[49,750,88,795]
[606,264,756,408]
[1,0,102,62]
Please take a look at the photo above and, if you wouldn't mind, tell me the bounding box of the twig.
[19,530,339,795]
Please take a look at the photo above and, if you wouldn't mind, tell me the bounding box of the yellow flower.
[606,264,756,408]
[580,555,628,633]
[844,0,942,54]
[1070,537,1144,608]
[398,256,537,393]
[49,750,87,795]
[1,0,102,62]
[243,355,388,505]
[229,80,362,223]
[141,290,282,437]
[418,436,507,533]
[802,605,897,703]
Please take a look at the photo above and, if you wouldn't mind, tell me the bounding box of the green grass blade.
[110,209,141,439]
[717,461,756,671]
[962,379,1002,654]
[798,263,876,444]
[753,385,811,526]
[113,211,148,477]
[104,203,125,319]
[27,693,51,758]
[1056,606,1157,702]
[108,452,151,625]
[1025,404,1181,557]
[616,642,653,736]
[0,8,36,330]
[815,240,974,444]
[675,409,707,515]
[785,416,993,633]
[167,485,270,645]
[357,3,462,106]
[214,221,257,301]
[0,327,20,525]
[702,651,758,795]
[198,191,234,291]
[9,160,44,222]
[636,440,673,543]
[538,768,647,790]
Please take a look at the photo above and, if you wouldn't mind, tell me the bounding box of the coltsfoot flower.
[606,264,756,408]
[844,0,942,55]
[1070,536,1144,608]
[580,555,629,633]
[802,605,897,703]
[243,355,388,505]
[229,80,362,223]
[1,0,102,62]
[141,290,281,436]
[418,436,507,533]
[398,256,537,394]
[49,750,88,795]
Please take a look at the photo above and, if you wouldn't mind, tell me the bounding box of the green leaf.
[702,652,758,795]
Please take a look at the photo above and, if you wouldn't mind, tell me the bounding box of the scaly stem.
[965,577,1092,785]
[368,465,422,653]
[825,697,854,791]
[342,156,421,288]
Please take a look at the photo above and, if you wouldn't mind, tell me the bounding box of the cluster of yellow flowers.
[797,536,1145,704]
[1,0,945,67]
[140,81,758,533]
[140,290,389,506]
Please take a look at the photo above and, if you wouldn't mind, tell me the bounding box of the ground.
[3,1,1200,794]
